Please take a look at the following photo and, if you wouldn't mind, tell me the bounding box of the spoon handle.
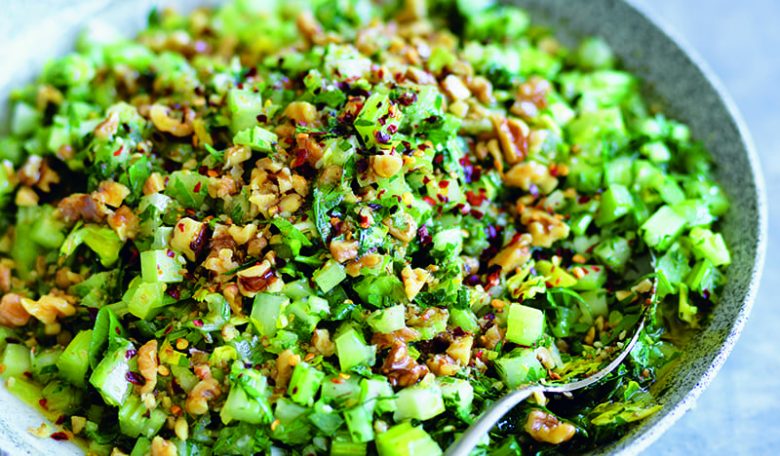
[444,384,543,456]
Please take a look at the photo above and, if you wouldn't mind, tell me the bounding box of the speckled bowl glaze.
[0,0,767,454]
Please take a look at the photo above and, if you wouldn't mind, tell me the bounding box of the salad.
[0,0,732,455]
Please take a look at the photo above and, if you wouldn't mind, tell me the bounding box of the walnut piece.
[524,409,576,444]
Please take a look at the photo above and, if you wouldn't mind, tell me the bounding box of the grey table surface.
[0,0,778,455]
[630,0,780,454]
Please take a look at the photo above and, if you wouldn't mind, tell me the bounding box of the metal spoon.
[445,309,649,455]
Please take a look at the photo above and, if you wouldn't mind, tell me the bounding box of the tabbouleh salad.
[0,0,732,455]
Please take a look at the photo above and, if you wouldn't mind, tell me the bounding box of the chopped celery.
[438,377,474,413]
[57,329,92,387]
[89,339,134,406]
[359,377,396,414]
[375,422,442,456]
[335,328,376,371]
[354,90,403,149]
[393,382,445,422]
[689,227,731,266]
[220,382,273,425]
[641,205,687,251]
[505,303,544,346]
[595,184,633,226]
[119,394,167,438]
[313,260,347,293]
[594,236,631,272]
[288,362,325,407]
[250,293,290,337]
[227,87,263,133]
[572,265,607,291]
[1,344,31,379]
[367,305,406,334]
[496,349,546,389]
[233,125,277,152]
[331,440,368,456]
[344,405,374,443]
[140,249,185,283]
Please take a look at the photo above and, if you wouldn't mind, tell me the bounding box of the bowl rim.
[604,0,768,453]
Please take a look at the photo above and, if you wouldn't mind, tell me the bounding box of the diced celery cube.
[367,305,406,334]
[314,260,347,293]
[438,377,474,413]
[495,349,545,389]
[595,184,633,226]
[335,328,376,371]
[56,329,92,387]
[641,205,687,251]
[227,88,263,133]
[250,293,290,338]
[571,265,607,291]
[1,343,31,379]
[288,362,325,407]
[344,405,375,443]
[506,304,544,346]
[140,249,185,283]
[375,422,442,456]
[689,227,731,266]
[393,382,445,422]
[594,236,631,272]
[233,125,277,152]
[89,340,134,406]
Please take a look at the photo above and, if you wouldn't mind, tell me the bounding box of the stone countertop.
[630,0,780,454]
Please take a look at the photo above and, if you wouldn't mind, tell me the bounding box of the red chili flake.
[465,190,486,206]
[578,195,591,204]
[592,266,601,272]
[422,176,431,185]
[545,281,553,288]
[193,181,202,193]
[50,432,69,441]
[291,148,310,168]
[475,350,485,360]
[439,180,450,189]
[436,194,449,203]
[387,124,398,134]
[512,232,528,244]
[113,146,124,157]
[38,398,48,410]
[55,415,66,425]
[549,164,559,177]
[193,319,204,328]
[470,209,484,220]
[433,154,443,165]
[423,196,437,206]
[177,223,185,232]
[418,144,430,151]
[126,371,144,385]
[485,265,502,288]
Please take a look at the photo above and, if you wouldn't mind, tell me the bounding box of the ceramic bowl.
[0,0,766,454]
